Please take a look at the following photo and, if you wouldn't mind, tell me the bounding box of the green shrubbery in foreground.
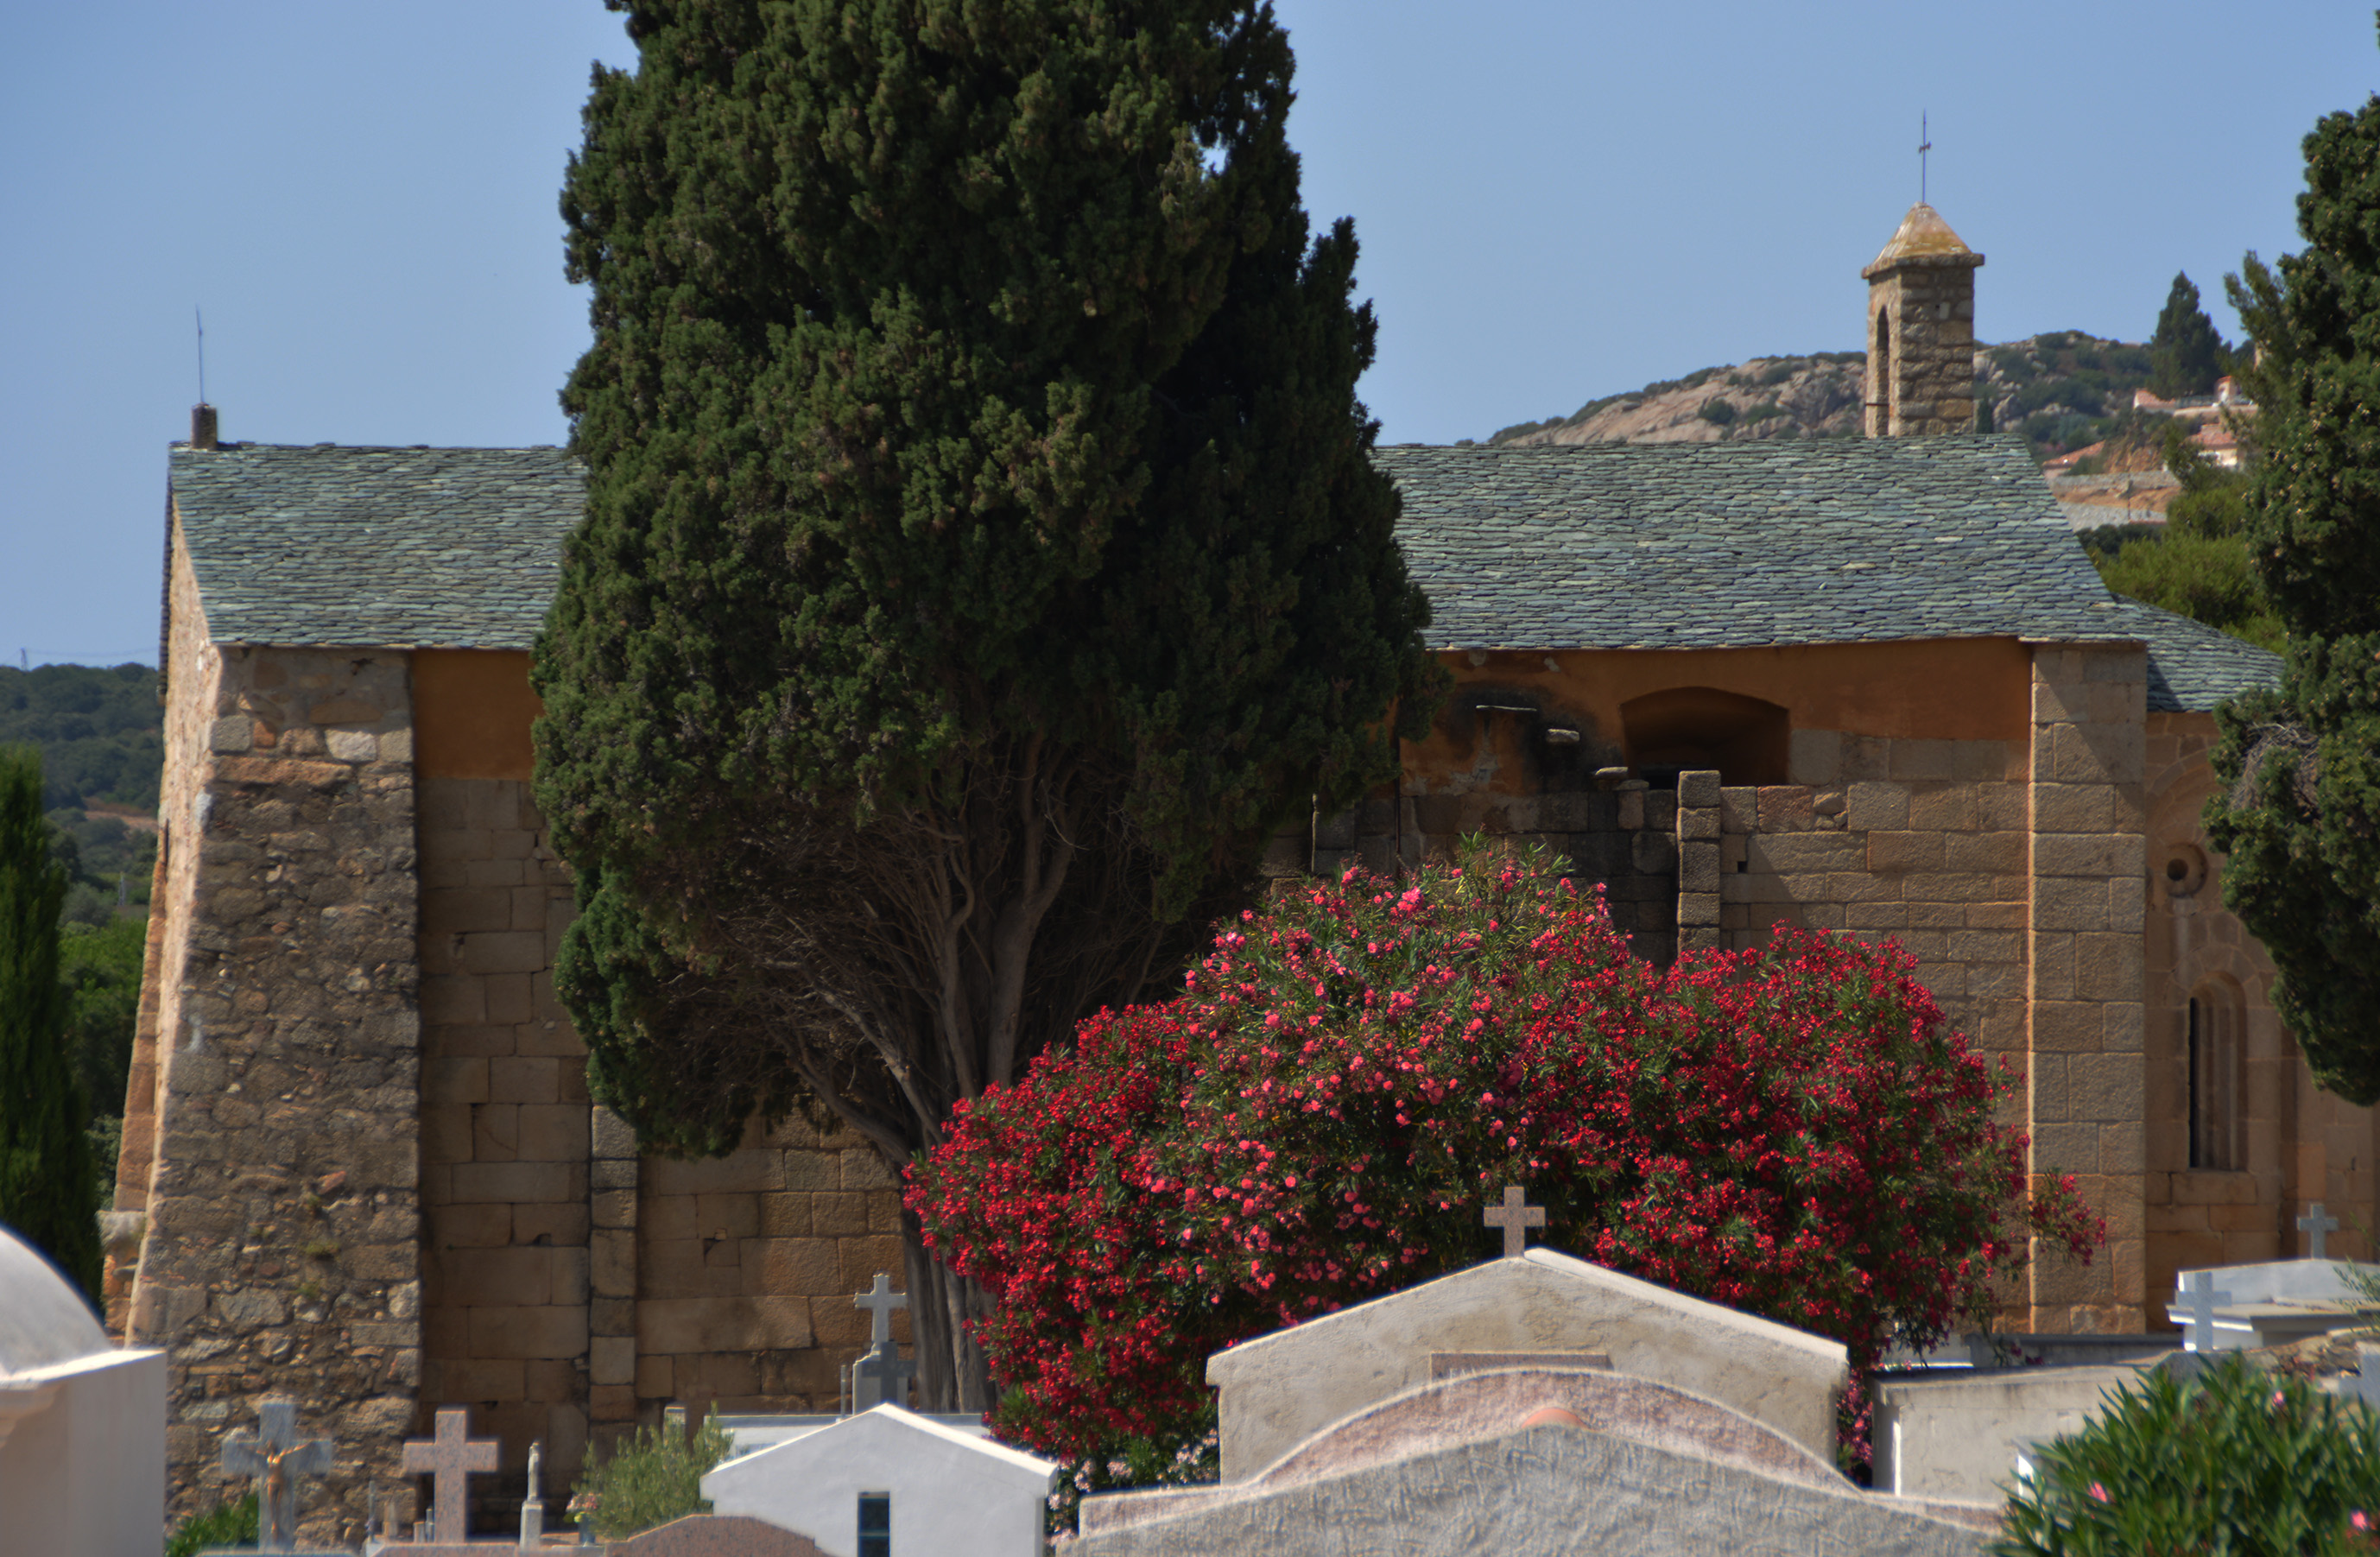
[568,1406,732,1539]
[164,1493,256,1557]
[1994,1356,2380,1556]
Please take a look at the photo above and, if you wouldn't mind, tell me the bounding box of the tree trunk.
[902,1204,991,1414]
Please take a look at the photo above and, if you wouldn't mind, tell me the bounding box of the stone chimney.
[190,403,218,451]
[1862,205,1984,437]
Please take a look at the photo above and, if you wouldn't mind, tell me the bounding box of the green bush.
[1697,397,1738,426]
[2094,531,2287,652]
[1993,1356,2380,1556]
[570,1407,733,1539]
[165,1494,257,1557]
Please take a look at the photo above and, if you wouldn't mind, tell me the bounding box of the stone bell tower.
[1862,203,1984,436]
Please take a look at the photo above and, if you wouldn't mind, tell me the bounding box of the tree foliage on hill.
[2149,271,2231,399]
[535,0,1440,1407]
[2079,423,2285,652]
[0,664,161,812]
[2206,28,2380,1104]
[0,746,100,1303]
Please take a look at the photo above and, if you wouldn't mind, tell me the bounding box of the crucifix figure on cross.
[2171,1269,2234,1353]
[220,1396,335,1553]
[1484,1184,1546,1258]
[400,1405,499,1542]
[2301,1202,2342,1260]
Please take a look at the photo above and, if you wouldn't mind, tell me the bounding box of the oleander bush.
[1994,1356,2380,1557]
[908,840,2101,1472]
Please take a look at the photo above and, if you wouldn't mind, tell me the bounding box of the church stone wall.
[2139,711,2380,1306]
[122,615,424,1547]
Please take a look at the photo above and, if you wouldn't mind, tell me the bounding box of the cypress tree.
[0,744,101,1303]
[2148,271,2229,399]
[2206,31,2380,1102]
[537,0,1440,1404]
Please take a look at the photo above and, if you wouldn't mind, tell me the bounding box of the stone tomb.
[1872,1365,2147,1504]
[1076,1366,1989,1555]
[0,1224,167,1557]
[701,1403,1057,1557]
[1203,1246,1850,1477]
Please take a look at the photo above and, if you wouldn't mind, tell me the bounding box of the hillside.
[1484,332,2156,463]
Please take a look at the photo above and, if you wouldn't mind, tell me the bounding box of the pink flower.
[2354,1510,2371,1532]
[2088,1482,2109,1503]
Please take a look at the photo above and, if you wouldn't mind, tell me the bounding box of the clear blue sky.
[3,2,2371,668]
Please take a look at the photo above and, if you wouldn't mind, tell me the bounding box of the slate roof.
[2106,600,2285,714]
[166,435,2281,712]
[1383,437,2138,651]
[169,443,585,650]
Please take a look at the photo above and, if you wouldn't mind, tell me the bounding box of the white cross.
[2171,1269,2233,1352]
[220,1397,333,1553]
[855,1273,908,1346]
[2301,1203,2342,1260]
[1484,1185,1546,1258]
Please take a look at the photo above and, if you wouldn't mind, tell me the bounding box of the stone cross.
[2301,1202,2342,1260]
[400,1406,498,1542]
[855,1273,908,1346]
[220,1396,335,1553]
[2173,1269,2233,1353]
[1484,1184,1546,1258]
[854,1337,919,1412]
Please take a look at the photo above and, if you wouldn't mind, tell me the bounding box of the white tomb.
[0,1223,167,1557]
[2168,1259,2380,1351]
[701,1403,1057,1557]
[1204,1247,1849,1474]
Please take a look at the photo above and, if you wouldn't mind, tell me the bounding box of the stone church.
[111,203,2349,1541]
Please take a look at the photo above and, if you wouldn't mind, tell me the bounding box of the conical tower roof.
[1862,203,1983,277]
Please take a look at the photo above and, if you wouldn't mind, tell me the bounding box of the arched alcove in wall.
[2187,974,2247,1172]
[1619,687,1790,787]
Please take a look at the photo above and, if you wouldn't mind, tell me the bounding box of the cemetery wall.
[2138,709,2380,1303]
[119,580,427,1544]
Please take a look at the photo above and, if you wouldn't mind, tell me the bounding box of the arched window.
[1875,307,1894,427]
[1618,687,1790,788]
[2187,980,2244,1171]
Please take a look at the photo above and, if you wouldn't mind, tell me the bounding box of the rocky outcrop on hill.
[1488,333,2155,457]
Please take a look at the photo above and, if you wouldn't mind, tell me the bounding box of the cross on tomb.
[1484,1184,1546,1258]
[2173,1270,2233,1353]
[855,1272,908,1346]
[400,1406,499,1542]
[220,1396,335,1553]
[2301,1202,2342,1260]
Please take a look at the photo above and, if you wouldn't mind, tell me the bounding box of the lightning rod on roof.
[196,306,206,406]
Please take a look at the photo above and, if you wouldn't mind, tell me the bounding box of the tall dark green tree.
[2149,271,2230,399]
[2205,22,2380,1103]
[0,745,100,1303]
[536,0,1440,1404]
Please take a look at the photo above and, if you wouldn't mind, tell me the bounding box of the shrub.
[1993,1356,2380,1556]
[569,1407,732,1539]
[1698,397,1738,426]
[909,842,2100,1470]
[165,1494,257,1557]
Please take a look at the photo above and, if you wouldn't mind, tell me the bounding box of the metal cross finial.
[2170,1269,2234,1353]
[1484,1184,1547,1258]
[399,1406,499,1542]
[855,1273,908,1346]
[1919,111,1933,205]
[219,1397,335,1553]
[2301,1202,2342,1259]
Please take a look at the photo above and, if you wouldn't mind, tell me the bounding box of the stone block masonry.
[118,598,424,1548]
